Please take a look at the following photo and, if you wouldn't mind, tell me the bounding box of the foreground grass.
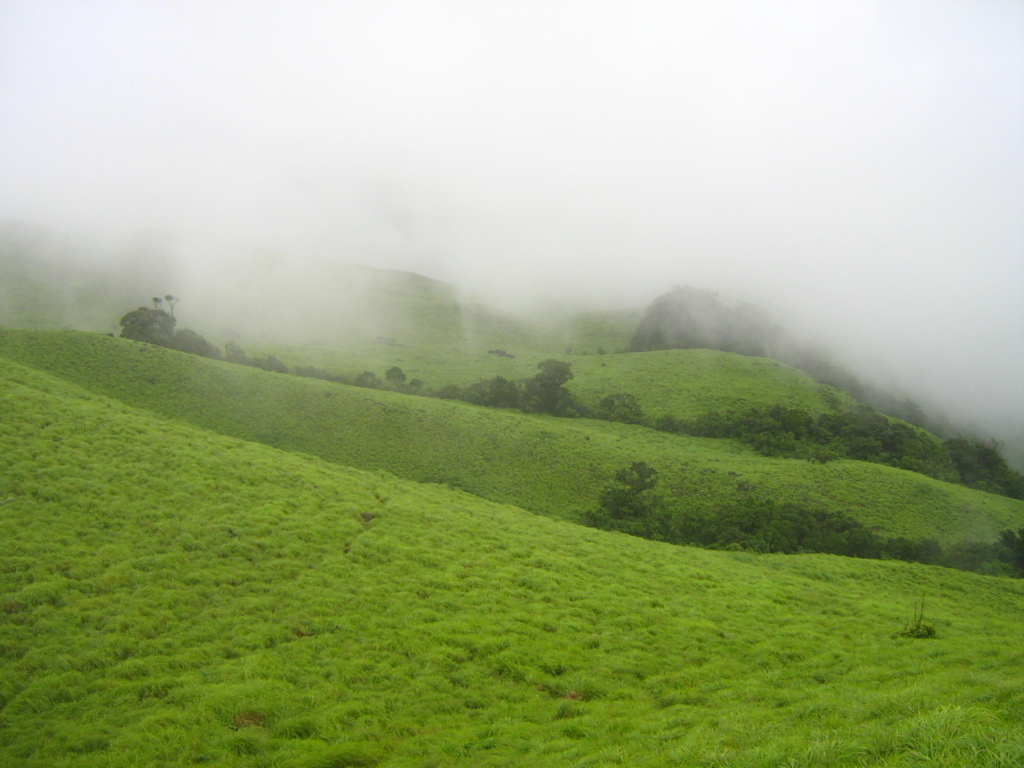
[1,329,1021,544]
[2,358,1024,767]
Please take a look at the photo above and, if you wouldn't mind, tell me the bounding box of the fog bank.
[1,1,1021,459]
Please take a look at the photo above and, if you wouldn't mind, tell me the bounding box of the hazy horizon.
[1,1,1022,456]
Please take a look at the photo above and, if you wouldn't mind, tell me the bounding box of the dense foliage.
[119,299,221,361]
[654,405,1024,500]
[434,360,585,417]
[586,462,1024,576]
[947,438,1024,499]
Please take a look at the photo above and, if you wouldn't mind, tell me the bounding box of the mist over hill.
[1,2,1020,472]
[631,287,940,431]
[3,220,1021,472]
[2,5,1023,764]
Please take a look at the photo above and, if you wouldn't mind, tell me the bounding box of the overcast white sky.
[1,1,1022,442]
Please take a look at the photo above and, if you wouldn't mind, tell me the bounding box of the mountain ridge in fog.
[3,220,1021,472]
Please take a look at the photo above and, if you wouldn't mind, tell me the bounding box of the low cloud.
[1,1,1021,457]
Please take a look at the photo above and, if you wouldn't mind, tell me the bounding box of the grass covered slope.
[568,348,858,420]
[1,328,1021,544]
[265,345,851,427]
[3,358,1024,767]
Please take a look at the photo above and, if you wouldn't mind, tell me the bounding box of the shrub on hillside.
[293,365,349,385]
[252,354,288,374]
[354,370,382,388]
[385,366,407,387]
[224,341,252,365]
[1001,528,1024,573]
[946,438,1024,500]
[596,393,644,425]
[119,306,176,346]
[584,462,668,540]
[466,376,522,409]
[585,463,1024,577]
[119,300,221,360]
[431,360,584,417]
[167,328,222,360]
[522,359,578,416]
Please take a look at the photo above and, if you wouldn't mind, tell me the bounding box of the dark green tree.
[119,306,176,345]
[946,439,1024,499]
[164,294,179,317]
[168,328,222,359]
[523,359,575,416]
[467,376,522,409]
[224,341,252,366]
[999,528,1024,575]
[354,370,382,388]
[585,462,666,539]
[385,366,407,387]
[597,392,644,424]
[120,299,221,359]
[253,354,288,374]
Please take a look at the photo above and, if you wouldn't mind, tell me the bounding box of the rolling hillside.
[262,345,853,425]
[2,356,1024,767]
[1,329,1021,544]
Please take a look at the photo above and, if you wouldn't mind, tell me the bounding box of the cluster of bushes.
[223,341,288,373]
[119,300,222,361]
[584,462,1024,577]
[238,353,586,420]
[295,357,632,423]
[433,359,585,417]
[651,405,1023,500]
[945,438,1024,499]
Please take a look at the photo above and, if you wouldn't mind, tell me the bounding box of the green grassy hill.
[3,356,1024,767]
[2,329,1021,544]
[567,348,858,420]
[262,345,851,426]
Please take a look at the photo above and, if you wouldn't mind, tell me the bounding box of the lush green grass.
[1,329,1021,544]
[3,357,1024,767]
[237,307,640,387]
[264,345,851,429]
[567,349,859,420]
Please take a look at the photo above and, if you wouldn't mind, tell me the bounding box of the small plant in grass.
[232,711,265,729]
[894,597,938,639]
